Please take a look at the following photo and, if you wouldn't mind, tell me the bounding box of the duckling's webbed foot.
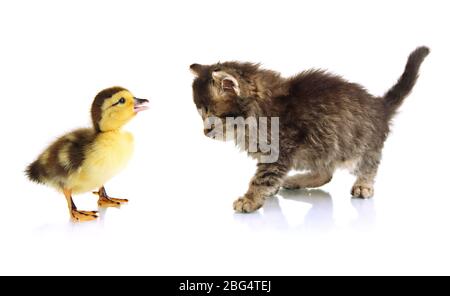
[71,210,98,222]
[94,186,128,208]
[64,189,98,222]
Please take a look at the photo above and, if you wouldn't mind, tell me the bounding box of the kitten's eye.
[213,67,220,72]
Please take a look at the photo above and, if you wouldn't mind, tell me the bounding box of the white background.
[1,0,449,275]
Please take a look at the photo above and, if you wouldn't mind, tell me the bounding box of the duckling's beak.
[134,97,149,113]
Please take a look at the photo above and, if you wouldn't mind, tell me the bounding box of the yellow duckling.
[25,86,149,222]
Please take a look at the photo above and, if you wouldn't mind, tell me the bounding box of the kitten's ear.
[212,70,241,96]
[190,63,204,77]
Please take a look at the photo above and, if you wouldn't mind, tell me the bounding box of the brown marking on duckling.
[30,128,96,185]
[91,86,128,132]
[67,129,96,170]
[58,142,72,169]
[25,160,47,184]
[40,150,50,165]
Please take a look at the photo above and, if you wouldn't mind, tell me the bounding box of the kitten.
[190,47,429,213]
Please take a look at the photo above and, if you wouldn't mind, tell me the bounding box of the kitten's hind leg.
[351,152,381,199]
[282,171,333,190]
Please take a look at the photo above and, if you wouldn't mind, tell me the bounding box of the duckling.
[25,86,149,222]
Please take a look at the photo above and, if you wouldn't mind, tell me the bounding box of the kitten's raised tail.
[383,46,430,120]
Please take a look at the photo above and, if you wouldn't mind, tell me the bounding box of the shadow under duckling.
[25,86,149,222]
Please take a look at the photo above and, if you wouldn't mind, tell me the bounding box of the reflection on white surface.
[31,202,128,237]
[350,197,376,230]
[233,189,375,232]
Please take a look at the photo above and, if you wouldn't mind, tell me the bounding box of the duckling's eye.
[119,98,126,104]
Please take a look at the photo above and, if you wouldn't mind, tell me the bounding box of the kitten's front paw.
[233,196,264,213]
[351,184,374,199]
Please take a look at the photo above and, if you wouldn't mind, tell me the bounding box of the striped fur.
[191,47,429,212]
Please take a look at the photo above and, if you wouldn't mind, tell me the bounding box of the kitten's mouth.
[134,97,149,113]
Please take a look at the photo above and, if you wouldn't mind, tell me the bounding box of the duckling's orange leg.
[63,189,98,222]
[93,186,128,208]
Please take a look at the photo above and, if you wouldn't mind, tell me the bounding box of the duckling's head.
[91,86,149,132]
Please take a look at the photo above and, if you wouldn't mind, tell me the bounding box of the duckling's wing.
[59,128,97,173]
[26,128,96,185]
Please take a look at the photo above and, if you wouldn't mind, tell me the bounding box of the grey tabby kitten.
[190,47,429,213]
